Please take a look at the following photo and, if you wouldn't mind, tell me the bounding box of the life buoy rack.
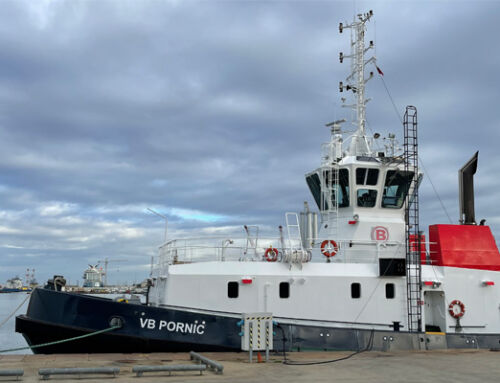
[265,247,278,262]
[448,300,465,319]
[321,240,338,258]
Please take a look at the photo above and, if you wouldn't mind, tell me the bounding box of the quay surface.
[1,349,499,382]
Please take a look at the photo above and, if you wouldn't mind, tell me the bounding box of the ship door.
[423,290,446,332]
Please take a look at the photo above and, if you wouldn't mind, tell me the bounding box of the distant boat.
[0,276,30,293]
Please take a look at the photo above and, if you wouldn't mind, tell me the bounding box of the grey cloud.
[0,1,499,284]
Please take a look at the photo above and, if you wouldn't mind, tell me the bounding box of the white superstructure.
[148,11,500,349]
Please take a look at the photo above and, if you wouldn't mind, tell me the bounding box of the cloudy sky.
[0,0,499,285]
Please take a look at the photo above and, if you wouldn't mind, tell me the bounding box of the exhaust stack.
[459,151,478,225]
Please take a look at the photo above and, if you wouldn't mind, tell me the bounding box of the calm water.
[0,292,31,354]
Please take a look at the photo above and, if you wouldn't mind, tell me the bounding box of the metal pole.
[265,321,270,362]
[249,322,253,363]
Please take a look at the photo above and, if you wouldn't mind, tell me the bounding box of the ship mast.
[339,10,375,156]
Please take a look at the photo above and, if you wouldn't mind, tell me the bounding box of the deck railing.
[153,235,413,270]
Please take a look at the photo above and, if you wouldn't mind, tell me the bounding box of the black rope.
[280,327,375,366]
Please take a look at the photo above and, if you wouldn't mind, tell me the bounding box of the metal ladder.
[320,165,340,248]
[285,213,303,252]
[243,225,259,260]
[404,105,422,333]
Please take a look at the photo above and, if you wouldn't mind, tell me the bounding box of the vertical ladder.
[285,213,303,252]
[320,165,339,245]
[404,105,422,333]
[243,225,259,260]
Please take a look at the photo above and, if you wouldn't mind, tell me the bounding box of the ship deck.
[1,349,499,382]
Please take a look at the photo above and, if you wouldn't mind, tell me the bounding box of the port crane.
[97,258,127,286]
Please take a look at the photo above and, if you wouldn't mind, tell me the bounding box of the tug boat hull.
[16,287,500,354]
[16,288,240,354]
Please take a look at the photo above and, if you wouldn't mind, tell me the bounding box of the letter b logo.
[371,226,389,242]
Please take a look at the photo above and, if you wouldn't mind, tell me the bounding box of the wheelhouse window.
[356,168,379,186]
[306,173,322,210]
[326,168,350,208]
[306,169,350,210]
[351,283,361,299]
[279,282,290,298]
[227,282,239,298]
[357,189,377,207]
[382,170,414,208]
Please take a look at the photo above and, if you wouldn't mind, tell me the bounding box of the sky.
[0,0,499,286]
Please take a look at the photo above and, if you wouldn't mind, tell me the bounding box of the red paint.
[371,226,389,241]
[423,281,434,286]
[483,281,495,286]
[348,220,357,225]
[375,228,388,241]
[409,234,427,264]
[428,224,500,271]
[241,278,253,284]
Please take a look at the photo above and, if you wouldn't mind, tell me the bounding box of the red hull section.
[429,224,500,271]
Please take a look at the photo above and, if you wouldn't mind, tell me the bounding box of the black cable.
[276,324,288,362]
[282,329,374,366]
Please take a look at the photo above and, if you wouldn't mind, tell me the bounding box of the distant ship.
[0,276,28,293]
[1,269,37,293]
[82,264,105,288]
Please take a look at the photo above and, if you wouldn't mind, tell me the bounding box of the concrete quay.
[1,349,499,382]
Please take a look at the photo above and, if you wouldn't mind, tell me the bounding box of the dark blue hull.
[16,288,241,354]
[0,288,25,293]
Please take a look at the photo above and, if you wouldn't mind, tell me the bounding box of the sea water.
[0,292,31,354]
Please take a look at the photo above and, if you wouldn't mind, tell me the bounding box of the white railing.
[153,235,410,270]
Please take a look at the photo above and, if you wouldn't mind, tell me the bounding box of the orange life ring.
[448,300,465,319]
[265,247,278,262]
[321,240,338,257]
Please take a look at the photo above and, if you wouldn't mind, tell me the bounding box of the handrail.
[149,236,427,272]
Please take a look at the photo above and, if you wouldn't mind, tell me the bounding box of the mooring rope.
[0,294,31,329]
[0,325,121,353]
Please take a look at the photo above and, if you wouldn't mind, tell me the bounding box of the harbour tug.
[16,11,500,353]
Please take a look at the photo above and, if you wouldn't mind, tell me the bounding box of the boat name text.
[139,318,205,334]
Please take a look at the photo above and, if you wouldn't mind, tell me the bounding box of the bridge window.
[357,189,377,207]
[356,168,379,186]
[306,173,322,210]
[382,170,414,208]
[306,169,350,210]
[227,282,238,298]
[327,168,350,208]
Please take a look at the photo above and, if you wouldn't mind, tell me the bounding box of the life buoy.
[265,247,278,262]
[321,240,338,257]
[448,300,465,319]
